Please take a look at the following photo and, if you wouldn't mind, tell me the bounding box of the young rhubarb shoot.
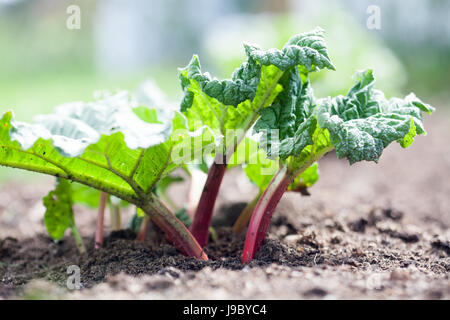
[0,91,212,260]
[137,210,150,243]
[94,191,108,248]
[180,27,335,246]
[43,178,86,254]
[109,195,122,230]
[242,68,434,263]
[232,192,261,234]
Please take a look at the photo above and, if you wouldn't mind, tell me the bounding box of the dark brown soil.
[0,113,449,299]
[0,223,320,298]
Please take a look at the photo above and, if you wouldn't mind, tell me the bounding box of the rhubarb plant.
[0,91,212,260]
[180,27,335,246]
[242,68,434,263]
[0,27,435,265]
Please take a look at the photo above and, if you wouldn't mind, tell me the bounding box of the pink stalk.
[94,191,108,249]
[242,167,293,263]
[137,215,150,243]
[190,155,227,247]
[141,196,208,261]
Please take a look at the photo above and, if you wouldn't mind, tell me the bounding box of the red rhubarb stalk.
[242,166,293,263]
[94,191,108,249]
[190,154,227,247]
[137,215,150,242]
[142,196,208,261]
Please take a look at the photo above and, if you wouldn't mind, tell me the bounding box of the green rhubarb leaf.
[223,64,283,132]
[1,86,212,260]
[288,162,319,192]
[288,127,332,172]
[243,144,279,192]
[227,137,261,168]
[71,183,101,207]
[244,27,335,73]
[254,68,317,159]
[244,158,278,192]
[0,92,212,203]
[243,147,319,194]
[179,59,227,133]
[43,178,75,240]
[136,79,176,123]
[71,183,131,208]
[298,163,319,187]
[180,54,260,109]
[175,208,192,227]
[179,28,334,153]
[179,57,283,152]
[133,107,161,124]
[317,69,435,164]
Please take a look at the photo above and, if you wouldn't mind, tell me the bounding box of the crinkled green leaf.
[43,178,75,240]
[179,60,227,133]
[317,69,435,164]
[223,65,283,132]
[0,92,212,203]
[244,27,335,73]
[1,86,213,260]
[179,28,334,152]
[17,91,172,157]
[180,60,283,154]
[254,68,317,159]
[180,54,260,109]
[0,111,132,202]
[288,127,332,172]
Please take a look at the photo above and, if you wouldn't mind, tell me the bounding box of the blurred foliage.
[0,1,180,123]
[391,43,450,101]
[201,10,406,98]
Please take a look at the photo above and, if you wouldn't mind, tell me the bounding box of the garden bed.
[0,116,449,300]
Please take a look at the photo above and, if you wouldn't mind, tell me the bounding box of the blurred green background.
[0,0,449,182]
